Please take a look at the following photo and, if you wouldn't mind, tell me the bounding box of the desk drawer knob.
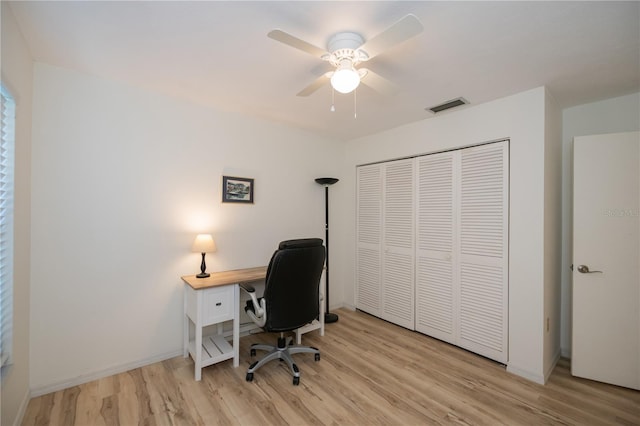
[216,302,222,306]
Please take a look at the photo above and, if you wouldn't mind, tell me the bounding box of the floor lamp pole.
[315,177,339,323]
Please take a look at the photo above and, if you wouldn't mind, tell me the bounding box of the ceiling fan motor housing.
[325,32,369,66]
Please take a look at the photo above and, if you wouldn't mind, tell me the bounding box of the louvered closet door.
[356,164,382,317]
[381,159,415,329]
[458,142,509,363]
[415,152,457,344]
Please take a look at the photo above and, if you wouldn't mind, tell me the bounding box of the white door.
[381,159,415,329]
[356,164,382,317]
[415,141,509,363]
[572,131,640,390]
[457,142,509,363]
[356,160,414,328]
[415,151,457,344]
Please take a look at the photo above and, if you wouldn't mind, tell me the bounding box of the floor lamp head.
[315,177,339,186]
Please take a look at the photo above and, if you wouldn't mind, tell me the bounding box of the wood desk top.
[181,266,267,290]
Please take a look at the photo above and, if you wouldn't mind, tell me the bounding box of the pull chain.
[354,88,357,119]
[330,88,335,112]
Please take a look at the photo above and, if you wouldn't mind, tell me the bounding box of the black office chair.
[241,238,325,385]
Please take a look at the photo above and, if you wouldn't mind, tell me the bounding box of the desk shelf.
[188,334,234,367]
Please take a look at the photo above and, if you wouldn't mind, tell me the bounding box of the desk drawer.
[202,286,234,325]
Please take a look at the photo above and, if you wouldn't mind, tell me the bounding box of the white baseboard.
[544,349,562,383]
[30,349,183,397]
[506,363,546,385]
[335,302,355,311]
[13,388,30,426]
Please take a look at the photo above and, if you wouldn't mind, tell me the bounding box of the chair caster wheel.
[250,348,256,357]
[314,353,320,361]
[293,376,300,386]
[246,372,254,382]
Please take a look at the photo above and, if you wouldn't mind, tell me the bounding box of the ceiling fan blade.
[358,14,424,59]
[359,69,399,96]
[297,74,330,97]
[268,30,328,58]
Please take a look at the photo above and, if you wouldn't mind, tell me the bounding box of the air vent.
[426,97,468,114]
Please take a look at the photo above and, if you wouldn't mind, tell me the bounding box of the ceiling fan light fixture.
[331,60,360,94]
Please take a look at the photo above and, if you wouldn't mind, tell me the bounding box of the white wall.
[543,89,563,379]
[29,63,343,393]
[334,87,559,383]
[0,3,33,426]
[560,92,640,357]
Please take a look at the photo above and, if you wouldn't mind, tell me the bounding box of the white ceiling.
[8,1,640,141]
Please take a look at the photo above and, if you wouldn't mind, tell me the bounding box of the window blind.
[0,85,15,367]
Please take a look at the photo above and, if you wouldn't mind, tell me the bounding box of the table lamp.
[192,234,217,278]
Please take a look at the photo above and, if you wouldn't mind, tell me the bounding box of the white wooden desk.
[182,266,267,381]
[182,265,325,381]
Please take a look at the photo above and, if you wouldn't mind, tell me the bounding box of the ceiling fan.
[268,14,424,97]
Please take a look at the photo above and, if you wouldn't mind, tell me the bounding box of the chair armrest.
[240,282,266,325]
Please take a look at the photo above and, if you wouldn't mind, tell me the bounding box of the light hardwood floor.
[22,308,639,425]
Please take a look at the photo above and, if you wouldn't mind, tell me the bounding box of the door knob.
[577,265,603,274]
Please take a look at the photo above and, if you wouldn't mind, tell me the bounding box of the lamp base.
[324,312,339,323]
[196,272,210,279]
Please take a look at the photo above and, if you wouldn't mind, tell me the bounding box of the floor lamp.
[315,177,339,323]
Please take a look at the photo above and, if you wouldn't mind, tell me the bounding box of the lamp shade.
[331,60,360,94]
[315,177,339,186]
[192,234,217,253]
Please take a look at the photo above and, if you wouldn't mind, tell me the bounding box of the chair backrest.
[263,238,326,332]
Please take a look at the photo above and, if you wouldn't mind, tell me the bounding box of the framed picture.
[222,176,254,203]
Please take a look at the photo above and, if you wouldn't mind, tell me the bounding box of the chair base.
[246,335,320,385]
